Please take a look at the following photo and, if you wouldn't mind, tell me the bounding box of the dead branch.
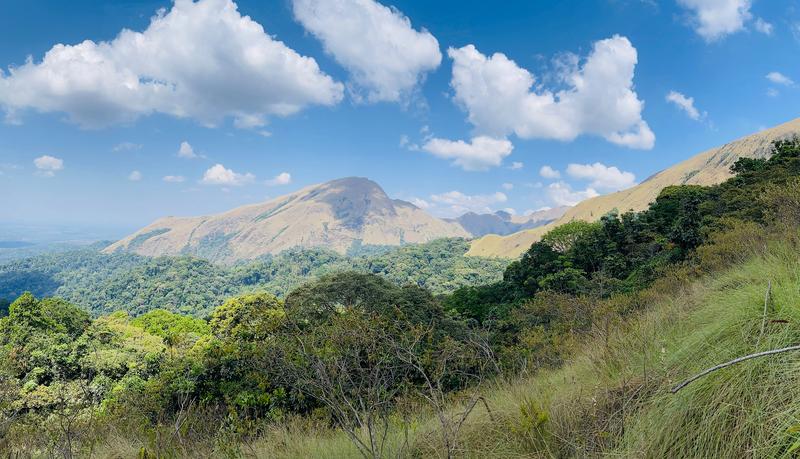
[671,344,800,393]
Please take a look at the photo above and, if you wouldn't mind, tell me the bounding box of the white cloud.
[501,182,514,190]
[766,72,794,86]
[410,197,430,209]
[767,88,779,98]
[201,163,254,186]
[754,18,773,35]
[666,90,704,121]
[178,141,197,159]
[447,35,654,150]
[0,0,343,128]
[429,190,508,217]
[292,0,441,103]
[113,142,142,152]
[33,155,63,177]
[421,136,514,171]
[510,161,524,170]
[566,162,637,191]
[539,165,561,179]
[163,175,186,183]
[677,0,752,41]
[266,172,292,186]
[546,182,599,207]
[128,170,142,181]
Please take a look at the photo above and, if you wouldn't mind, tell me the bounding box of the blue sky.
[0,0,798,236]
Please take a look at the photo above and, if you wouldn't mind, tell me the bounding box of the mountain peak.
[105,176,469,263]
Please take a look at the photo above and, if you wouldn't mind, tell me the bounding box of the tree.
[273,310,412,459]
[541,221,600,253]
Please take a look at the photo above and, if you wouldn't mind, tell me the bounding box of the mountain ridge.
[467,117,800,258]
[448,207,569,237]
[105,177,474,263]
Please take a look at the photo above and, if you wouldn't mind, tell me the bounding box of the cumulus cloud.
[421,136,513,171]
[666,90,704,120]
[201,163,254,186]
[178,141,197,159]
[265,172,292,186]
[539,165,561,179]
[677,0,752,41]
[429,190,508,217]
[447,35,654,149]
[163,175,186,183]
[128,170,142,181]
[510,161,524,170]
[292,0,441,103]
[766,72,794,86]
[0,0,343,128]
[754,18,773,35]
[501,183,514,190]
[565,162,637,191]
[546,182,599,207]
[33,155,63,177]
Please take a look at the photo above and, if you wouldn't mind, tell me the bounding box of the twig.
[671,344,800,393]
[758,280,772,344]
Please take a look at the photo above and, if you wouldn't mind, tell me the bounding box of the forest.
[1,140,799,457]
[0,238,507,317]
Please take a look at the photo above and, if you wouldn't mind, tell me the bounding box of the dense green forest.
[1,140,799,457]
[0,238,507,317]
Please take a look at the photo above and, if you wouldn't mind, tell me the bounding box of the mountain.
[449,206,569,237]
[468,117,800,258]
[105,177,470,263]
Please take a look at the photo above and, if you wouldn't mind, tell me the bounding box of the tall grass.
[16,235,799,458]
[236,237,800,458]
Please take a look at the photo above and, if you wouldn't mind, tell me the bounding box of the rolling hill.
[468,117,800,258]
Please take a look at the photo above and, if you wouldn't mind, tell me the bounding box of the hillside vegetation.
[0,139,798,457]
[247,231,800,458]
[469,117,800,258]
[0,238,507,317]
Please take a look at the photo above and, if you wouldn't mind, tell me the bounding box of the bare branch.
[671,344,800,393]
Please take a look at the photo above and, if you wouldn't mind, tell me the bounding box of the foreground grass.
[80,237,800,458]
[215,238,799,458]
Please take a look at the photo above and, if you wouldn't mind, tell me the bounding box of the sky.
[0,0,799,237]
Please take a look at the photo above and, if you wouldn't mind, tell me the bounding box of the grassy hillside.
[1,140,798,458]
[219,235,799,458]
[469,118,800,258]
[105,177,470,263]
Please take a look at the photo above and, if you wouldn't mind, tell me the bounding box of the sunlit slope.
[105,177,470,263]
[468,117,800,258]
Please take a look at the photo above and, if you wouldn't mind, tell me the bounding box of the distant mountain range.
[448,207,568,237]
[106,177,563,263]
[468,117,800,258]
